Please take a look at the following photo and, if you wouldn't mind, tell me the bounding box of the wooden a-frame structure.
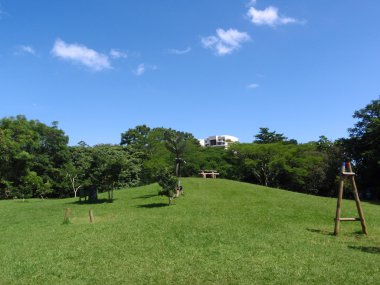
[334,162,368,235]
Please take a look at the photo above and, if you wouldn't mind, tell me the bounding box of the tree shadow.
[67,198,116,205]
[132,194,158,199]
[348,246,380,254]
[353,230,366,235]
[306,228,335,236]
[137,203,169,208]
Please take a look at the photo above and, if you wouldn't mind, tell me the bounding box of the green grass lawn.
[0,178,379,284]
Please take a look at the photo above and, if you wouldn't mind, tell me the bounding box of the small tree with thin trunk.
[163,129,190,195]
[66,173,82,198]
[157,168,177,205]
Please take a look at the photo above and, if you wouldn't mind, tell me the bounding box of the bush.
[156,168,177,205]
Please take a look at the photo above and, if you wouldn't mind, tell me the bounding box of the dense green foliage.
[121,126,200,183]
[0,116,141,199]
[156,168,178,204]
[0,97,379,199]
[343,97,380,199]
[0,179,379,284]
[253,127,297,144]
[0,116,69,199]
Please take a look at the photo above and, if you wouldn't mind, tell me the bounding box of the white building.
[199,135,239,148]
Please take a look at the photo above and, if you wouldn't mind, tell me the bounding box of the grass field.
[0,178,379,284]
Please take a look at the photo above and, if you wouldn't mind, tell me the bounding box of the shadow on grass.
[132,194,158,199]
[67,198,116,205]
[306,228,335,236]
[137,203,169,208]
[353,230,367,235]
[348,246,380,254]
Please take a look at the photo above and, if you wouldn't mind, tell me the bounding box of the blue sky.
[0,0,379,145]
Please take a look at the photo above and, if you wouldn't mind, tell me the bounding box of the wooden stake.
[347,162,368,235]
[63,208,71,224]
[334,177,344,235]
[89,209,94,223]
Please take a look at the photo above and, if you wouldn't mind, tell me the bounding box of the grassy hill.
[0,178,379,284]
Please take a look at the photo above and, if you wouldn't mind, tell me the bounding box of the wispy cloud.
[51,39,111,71]
[169,47,191,55]
[14,45,36,56]
[0,4,7,19]
[133,63,157,76]
[246,0,257,7]
[247,83,259,89]
[110,49,128,59]
[247,6,300,26]
[202,28,250,56]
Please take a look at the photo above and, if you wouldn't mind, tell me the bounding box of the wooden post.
[334,177,344,235]
[347,162,368,235]
[63,208,71,224]
[89,209,94,223]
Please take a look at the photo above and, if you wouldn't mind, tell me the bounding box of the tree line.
[0,97,378,200]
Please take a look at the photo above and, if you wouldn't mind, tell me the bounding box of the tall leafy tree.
[345,97,380,199]
[88,144,141,201]
[230,142,328,194]
[120,125,151,159]
[254,127,288,144]
[0,115,69,198]
[164,130,188,178]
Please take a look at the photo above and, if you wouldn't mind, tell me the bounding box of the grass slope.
[0,178,379,284]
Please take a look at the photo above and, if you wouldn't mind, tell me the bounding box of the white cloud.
[247,83,259,89]
[51,39,111,71]
[110,49,128,59]
[247,6,298,26]
[134,64,145,76]
[169,47,191,55]
[201,28,250,56]
[14,45,36,56]
[133,63,157,76]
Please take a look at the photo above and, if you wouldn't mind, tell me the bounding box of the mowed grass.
[0,178,379,284]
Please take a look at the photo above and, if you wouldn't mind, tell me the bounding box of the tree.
[230,142,329,195]
[21,171,52,199]
[316,136,344,196]
[0,115,70,198]
[66,144,93,198]
[254,127,288,144]
[89,144,140,201]
[231,143,286,187]
[164,130,188,178]
[345,97,380,199]
[121,126,201,184]
[157,168,177,205]
[120,125,151,159]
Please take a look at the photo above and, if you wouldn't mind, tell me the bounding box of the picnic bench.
[199,170,220,179]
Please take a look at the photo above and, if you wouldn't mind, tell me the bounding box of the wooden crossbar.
[342,172,355,176]
[334,162,368,235]
[336,218,361,221]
